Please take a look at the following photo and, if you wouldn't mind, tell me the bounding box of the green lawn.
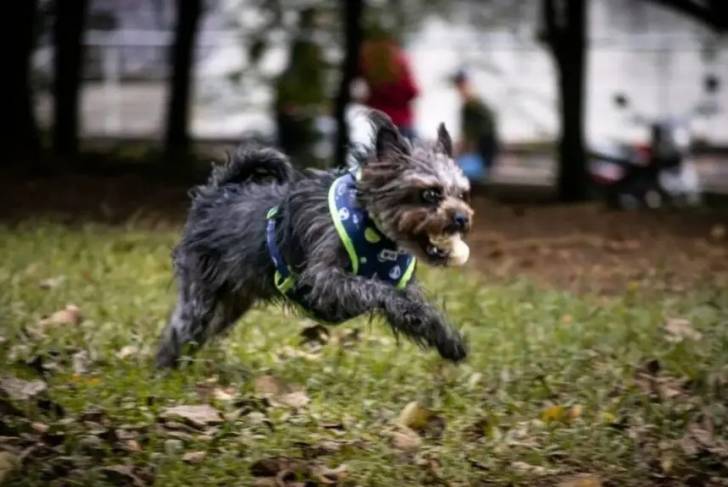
[1,221,727,486]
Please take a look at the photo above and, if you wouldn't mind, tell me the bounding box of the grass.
[1,221,727,486]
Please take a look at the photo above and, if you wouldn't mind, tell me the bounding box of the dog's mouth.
[417,233,470,266]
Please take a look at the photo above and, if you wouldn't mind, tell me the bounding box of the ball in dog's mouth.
[426,233,470,266]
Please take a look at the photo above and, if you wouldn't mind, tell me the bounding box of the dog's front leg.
[299,269,467,362]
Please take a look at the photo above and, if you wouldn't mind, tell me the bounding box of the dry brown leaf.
[275,391,310,409]
[664,318,702,342]
[182,451,207,464]
[254,375,288,396]
[568,404,583,420]
[0,376,47,401]
[511,461,558,476]
[212,387,237,402]
[160,405,223,428]
[125,439,142,452]
[558,473,603,487]
[37,304,82,328]
[391,427,422,451]
[313,463,349,485]
[31,422,49,433]
[398,401,432,430]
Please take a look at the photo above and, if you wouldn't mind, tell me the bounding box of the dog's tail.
[209,145,293,187]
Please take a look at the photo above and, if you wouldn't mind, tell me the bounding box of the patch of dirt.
[468,196,728,293]
[1,172,726,293]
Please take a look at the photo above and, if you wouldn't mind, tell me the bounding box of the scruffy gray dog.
[156,111,474,368]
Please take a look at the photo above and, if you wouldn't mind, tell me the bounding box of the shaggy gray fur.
[156,111,471,368]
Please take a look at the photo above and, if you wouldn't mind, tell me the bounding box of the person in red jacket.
[359,32,419,140]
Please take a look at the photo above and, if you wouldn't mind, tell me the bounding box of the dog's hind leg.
[155,286,252,368]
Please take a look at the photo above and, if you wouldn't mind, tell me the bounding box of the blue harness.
[266,172,416,306]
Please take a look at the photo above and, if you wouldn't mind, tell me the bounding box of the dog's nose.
[453,212,469,231]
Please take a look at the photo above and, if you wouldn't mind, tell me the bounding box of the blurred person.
[358,29,419,140]
[274,8,328,165]
[452,70,498,181]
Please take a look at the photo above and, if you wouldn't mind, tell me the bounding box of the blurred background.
[4,0,728,208]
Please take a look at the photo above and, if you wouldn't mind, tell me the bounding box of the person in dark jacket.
[452,70,498,180]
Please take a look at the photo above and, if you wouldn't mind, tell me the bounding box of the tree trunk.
[334,0,364,167]
[8,0,40,161]
[53,0,88,157]
[543,0,588,202]
[165,0,202,158]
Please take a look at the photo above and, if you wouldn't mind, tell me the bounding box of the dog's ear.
[436,123,453,158]
[369,110,408,161]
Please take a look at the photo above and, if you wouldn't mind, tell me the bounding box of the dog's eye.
[420,188,442,204]
[459,191,471,202]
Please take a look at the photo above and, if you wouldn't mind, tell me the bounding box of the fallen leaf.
[125,439,142,452]
[31,421,50,433]
[397,401,445,438]
[541,404,567,423]
[313,463,349,485]
[212,387,237,402]
[0,376,47,401]
[276,391,310,409]
[664,318,702,342]
[466,372,482,389]
[116,346,139,360]
[391,427,422,451]
[37,304,82,328]
[254,375,288,396]
[0,451,20,484]
[511,461,558,476]
[277,346,321,361]
[39,276,66,290]
[568,404,583,420]
[398,401,432,430]
[160,405,223,428]
[182,451,207,464]
[558,473,603,487]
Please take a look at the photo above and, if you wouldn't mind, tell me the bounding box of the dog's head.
[357,111,474,267]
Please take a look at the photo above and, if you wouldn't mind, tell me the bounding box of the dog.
[156,110,474,368]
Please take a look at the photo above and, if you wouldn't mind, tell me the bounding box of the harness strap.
[265,207,296,294]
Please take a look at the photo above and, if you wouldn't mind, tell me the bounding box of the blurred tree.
[165,0,202,158]
[541,0,588,202]
[334,0,364,167]
[648,0,728,30]
[274,7,330,166]
[8,0,40,161]
[53,0,89,157]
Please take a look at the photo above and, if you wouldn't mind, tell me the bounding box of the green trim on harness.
[397,258,416,289]
[327,178,360,275]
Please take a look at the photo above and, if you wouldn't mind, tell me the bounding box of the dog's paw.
[437,335,468,363]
